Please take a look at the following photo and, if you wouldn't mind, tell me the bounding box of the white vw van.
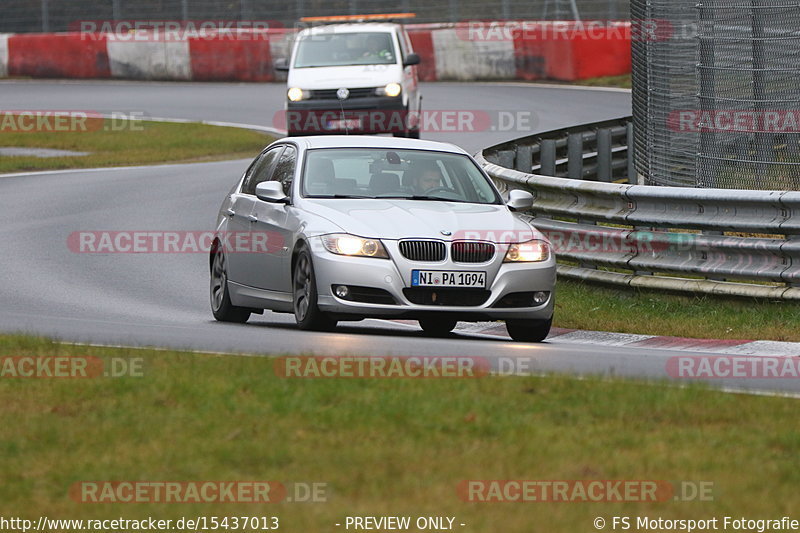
[276,14,422,138]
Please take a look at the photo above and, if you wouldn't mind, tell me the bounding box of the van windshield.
[293,32,397,68]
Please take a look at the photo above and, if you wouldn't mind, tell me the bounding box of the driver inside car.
[410,165,444,194]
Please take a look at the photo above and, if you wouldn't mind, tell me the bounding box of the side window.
[272,145,297,196]
[242,146,283,195]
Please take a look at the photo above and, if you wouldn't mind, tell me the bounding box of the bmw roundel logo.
[440,230,452,236]
[336,88,350,100]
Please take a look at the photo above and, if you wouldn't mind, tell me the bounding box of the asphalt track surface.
[1,80,794,394]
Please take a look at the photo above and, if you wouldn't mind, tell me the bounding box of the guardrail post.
[703,230,726,281]
[632,226,654,276]
[498,150,515,170]
[568,133,583,180]
[627,122,637,184]
[515,145,533,173]
[41,0,50,32]
[597,128,612,182]
[787,236,800,288]
[540,139,557,176]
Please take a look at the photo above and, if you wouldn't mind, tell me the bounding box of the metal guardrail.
[478,116,800,300]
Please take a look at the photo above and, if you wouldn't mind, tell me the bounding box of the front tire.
[210,247,251,323]
[419,318,457,336]
[293,249,337,331]
[506,317,552,343]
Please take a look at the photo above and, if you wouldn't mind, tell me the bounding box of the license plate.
[326,118,362,130]
[411,270,486,288]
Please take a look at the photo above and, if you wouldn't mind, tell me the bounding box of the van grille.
[309,87,377,100]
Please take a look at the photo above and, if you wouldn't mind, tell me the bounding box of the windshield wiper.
[377,195,472,203]
[319,194,374,199]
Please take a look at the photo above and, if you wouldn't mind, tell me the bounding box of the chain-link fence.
[2,0,629,34]
[632,0,800,190]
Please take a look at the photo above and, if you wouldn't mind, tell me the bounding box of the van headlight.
[322,234,389,258]
[376,83,402,97]
[287,87,309,102]
[504,240,550,263]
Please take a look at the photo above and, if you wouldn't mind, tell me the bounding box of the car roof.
[298,23,401,37]
[283,135,470,155]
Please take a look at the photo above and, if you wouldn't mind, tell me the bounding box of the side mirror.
[403,53,421,67]
[256,181,289,203]
[507,189,534,211]
[274,58,290,72]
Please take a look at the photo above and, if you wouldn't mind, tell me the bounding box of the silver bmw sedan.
[210,136,555,342]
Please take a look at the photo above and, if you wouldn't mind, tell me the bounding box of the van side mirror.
[274,58,290,72]
[403,53,421,67]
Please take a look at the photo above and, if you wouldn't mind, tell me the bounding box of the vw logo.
[336,88,350,100]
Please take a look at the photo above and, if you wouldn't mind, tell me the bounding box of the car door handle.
[247,214,258,223]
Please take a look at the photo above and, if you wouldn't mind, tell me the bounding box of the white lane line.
[550,330,655,347]
[0,159,250,179]
[720,341,800,357]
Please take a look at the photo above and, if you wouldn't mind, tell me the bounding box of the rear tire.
[293,249,338,331]
[506,317,552,343]
[210,247,251,323]
[419,318,457,336]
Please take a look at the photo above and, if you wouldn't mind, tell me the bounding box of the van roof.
[298,23,401,37]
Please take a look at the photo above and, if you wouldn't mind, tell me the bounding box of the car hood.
[288,64,401,89]
[302,199,543,242]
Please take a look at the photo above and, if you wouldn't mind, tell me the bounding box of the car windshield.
[293,32,397,68]
[301,148,503,205]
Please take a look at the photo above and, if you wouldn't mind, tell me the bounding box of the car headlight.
[321,234,389,259]
[504,240,550,263]
[376,83,402,97]
[287,87,308,102]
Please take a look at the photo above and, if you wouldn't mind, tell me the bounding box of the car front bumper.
[307,237,556,321]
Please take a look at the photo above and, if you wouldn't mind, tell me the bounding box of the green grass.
[1,334,799,529]
[555,278,800,341]
[0,118,273,173]
[573,74,632,89]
